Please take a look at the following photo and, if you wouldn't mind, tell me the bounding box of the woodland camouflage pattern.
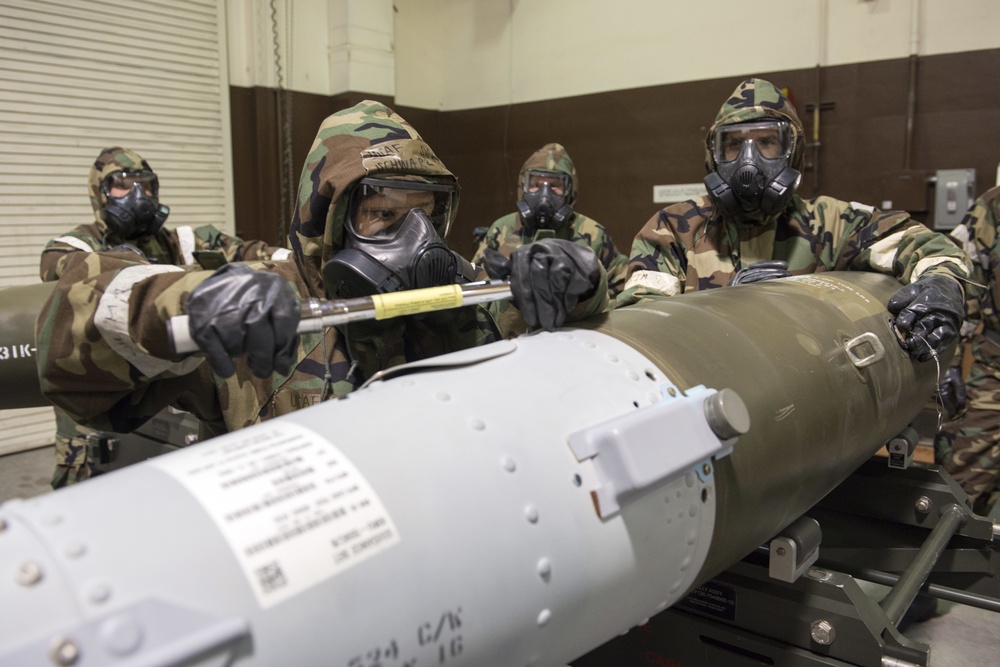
[42,147,284,487]
[935,185,1000,510]
[617,78,971,307]
[473,211,627,299]
[50,408,92,488]
[40,147,281,282]
[37,103,511,439]
[521,141,578,190]
[472,143,629,298]
[39,221,277,281]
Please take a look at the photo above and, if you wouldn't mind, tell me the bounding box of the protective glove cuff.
[729,259,790,286]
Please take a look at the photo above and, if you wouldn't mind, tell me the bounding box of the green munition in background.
[0,281,53,410]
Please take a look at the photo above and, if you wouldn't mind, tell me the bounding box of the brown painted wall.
[230,88,396,245]
[230,49,1000,260]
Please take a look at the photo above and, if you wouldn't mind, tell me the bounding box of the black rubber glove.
[481,248,511,282]
[938,366,968,419]
[729,260,790,286]
[483,239,600,331]
[886,274,964,362]
[187,264,300,378]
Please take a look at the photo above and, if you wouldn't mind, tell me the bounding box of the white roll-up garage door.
[0,0,234,455]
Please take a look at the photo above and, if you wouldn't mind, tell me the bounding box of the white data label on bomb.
[150,421,400,608]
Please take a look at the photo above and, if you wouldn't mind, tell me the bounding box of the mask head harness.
[100,169,170,239]
[517,169,574,232]
[322,178,462,298]
[704,120,801,221]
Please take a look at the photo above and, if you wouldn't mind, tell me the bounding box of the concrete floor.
[902,596,1000,666]
[0,444,54,503]
[1,445,999,665]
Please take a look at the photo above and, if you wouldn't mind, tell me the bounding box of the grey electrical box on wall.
[933,168,976,230]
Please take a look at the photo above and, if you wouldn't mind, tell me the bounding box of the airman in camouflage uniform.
[40,146,289,488]
[614,77,968,628]
[41,147,287,282]
[617,79,970,311]
[37,102,605,443]
[936,185,1000,513]
[472,143,628,299]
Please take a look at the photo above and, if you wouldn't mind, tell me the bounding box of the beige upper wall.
[227,0,395,96]
[395,0,1000,110]
[227,0,1000,110]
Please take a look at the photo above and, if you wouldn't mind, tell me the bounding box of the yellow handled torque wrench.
[167,280,513,354]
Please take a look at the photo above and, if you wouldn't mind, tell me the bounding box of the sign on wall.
[653,184,708,204]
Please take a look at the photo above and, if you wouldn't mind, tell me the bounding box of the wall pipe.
[903,0,921,171]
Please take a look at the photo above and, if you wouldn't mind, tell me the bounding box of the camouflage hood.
[704,78,805,173]
[287,100,459,298]
[88,147,153,223]
[520,142,578,204]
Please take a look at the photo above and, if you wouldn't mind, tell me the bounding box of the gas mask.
[517,170,573,232]
[100,170,169,239]
[704,120,801,221]
[322,178,467,299]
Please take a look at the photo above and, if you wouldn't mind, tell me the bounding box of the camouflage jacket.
[39,220,286,281]
[950,186,1000,339]
[36,252,498,435]
[617,77,970,306]
[617,194,972,306]
[37,101,503,436]
[471,211,629,298]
